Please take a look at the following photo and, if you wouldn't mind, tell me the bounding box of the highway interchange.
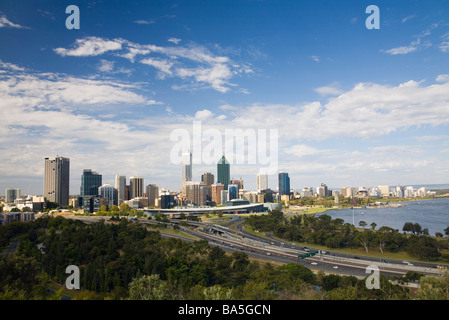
[65,214,449,280]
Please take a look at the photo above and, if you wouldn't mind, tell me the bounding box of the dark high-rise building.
[217,155,230,189]
[160,194,175,209]
[44,156,70,206]
[80,169,102,196]
[278,172,290,196]
[227,184,238,201]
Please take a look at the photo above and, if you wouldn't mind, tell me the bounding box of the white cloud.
[436,74,449,82]
[0,15,28,29]
[194,109,213,120]
[168,37,181,44]
[134,19,155,25]
[98,59,115,72]
[54,37,124,57]
[401,15,416,23]
[54,37,250,93]
[381,38,430,55]
[140,58,174,76]
[311,55,320,63]
[315,83,342,96]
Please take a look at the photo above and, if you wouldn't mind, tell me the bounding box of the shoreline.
[286,195,449,216]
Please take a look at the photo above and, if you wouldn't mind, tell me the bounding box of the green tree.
[128,274,175,300]
[416,271,449,300]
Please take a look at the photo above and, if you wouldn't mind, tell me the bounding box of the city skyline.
[1,1,449,195]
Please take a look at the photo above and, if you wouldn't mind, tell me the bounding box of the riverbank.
[286,195,449,216]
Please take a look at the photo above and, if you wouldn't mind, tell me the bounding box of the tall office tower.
[181,150,192,194]
[115,175,126,205]
[317,183,329,198]
[278,172,290,196]
[217,155,230,189]
[80,169,102,196]
[201,172,214,200]
[185,181,207,206]
[98,184,118,206]
[5,188,21,203]
[211,183,224,205]
[146,184,159,207]
[257,172,268,192]
[130,176,144,199]
[44,156,70,205]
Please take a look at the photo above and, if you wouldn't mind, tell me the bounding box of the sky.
[1,0,449,196]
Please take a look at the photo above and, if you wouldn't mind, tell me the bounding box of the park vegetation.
[0,215,448,300]
[245,210,449,261]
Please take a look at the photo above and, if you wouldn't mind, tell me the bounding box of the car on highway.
[310,262,318,265]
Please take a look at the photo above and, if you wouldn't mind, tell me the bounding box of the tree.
[370,222,377,230]
[355,230,374,253]
[416,271,449,300]
[120,203,130,214]
[359,221,367,228]
[128,274,175,300]
[403,222,414,233]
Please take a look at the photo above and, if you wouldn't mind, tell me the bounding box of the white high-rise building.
[115,175,126,205]
[98,184,118,206]
[181,150,192,194]
[257,172,268,192]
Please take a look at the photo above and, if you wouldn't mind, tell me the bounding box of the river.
[317,197,449,236]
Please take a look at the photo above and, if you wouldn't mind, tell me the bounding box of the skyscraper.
[181,150,192,194]
[130,176,144,199]
[5,188,20,203]
[44,156,70,205]
[257,172,268,192]
[146,184,159,207]
[278,172,290,196]
[98,184,118,206]
[201,172,214,200]
[217,155,230,189]
[185,181,207,206]
[211,183,224,205]
[80,169,102,196]
[227,184,238,201]
[115,175,126,205]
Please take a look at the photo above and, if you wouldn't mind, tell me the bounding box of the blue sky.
[1,0,449,196]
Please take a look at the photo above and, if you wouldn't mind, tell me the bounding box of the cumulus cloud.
[54,37,124,57]
[53,36,252,93]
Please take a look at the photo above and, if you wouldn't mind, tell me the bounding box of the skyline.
[1,1,449,195]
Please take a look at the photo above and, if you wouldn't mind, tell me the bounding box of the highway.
[64,215,448,279]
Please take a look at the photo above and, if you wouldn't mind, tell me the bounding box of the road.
[64,215,448,279]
